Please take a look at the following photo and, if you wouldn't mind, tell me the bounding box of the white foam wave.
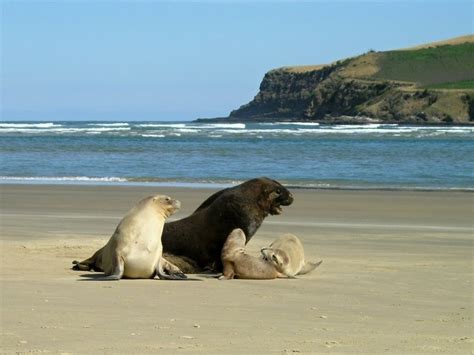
[0,176,128,183]
[259,122,320,126]
[175,128,200,133]
[137,123,187,128]
[142,134,165,138]
[0,127,131,134]
[0,123,61,128]
[200,123,246,129]
[88,123,129,127]
[174,123,246,130]
[332,124,385,129]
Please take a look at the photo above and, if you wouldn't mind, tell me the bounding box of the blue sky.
[2,0,472,121]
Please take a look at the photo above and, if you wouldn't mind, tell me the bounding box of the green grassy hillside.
[371,42,474,85]
[425,79,474,90]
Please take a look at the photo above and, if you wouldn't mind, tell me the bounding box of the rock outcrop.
[198,36,474,124]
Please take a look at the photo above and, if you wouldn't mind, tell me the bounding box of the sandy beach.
[0,184,472,354]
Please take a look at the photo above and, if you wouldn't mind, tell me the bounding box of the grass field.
[371,42,474,85]
[425,79,474,90]
[280,36,474,89]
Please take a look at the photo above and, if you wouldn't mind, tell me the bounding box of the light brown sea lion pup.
[219,228,286,280]
[261,234,322,277]
[72,195,186,280]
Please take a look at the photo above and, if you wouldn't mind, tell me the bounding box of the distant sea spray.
[1,121,473,190]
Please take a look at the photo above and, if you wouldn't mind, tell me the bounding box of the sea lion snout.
[165,198,181,216]
[270,190,293,215]
[153,195,181,216]
[170,199,181,211]
[280,191,294,206]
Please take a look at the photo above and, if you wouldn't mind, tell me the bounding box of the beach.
[0,184,472,353]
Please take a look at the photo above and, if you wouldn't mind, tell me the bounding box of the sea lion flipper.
[98,274,121,281]
[157,258,188,280]
[297,260,323,275]
[103,254,124,280]
[72,246,105,272]
[72,261,92,271]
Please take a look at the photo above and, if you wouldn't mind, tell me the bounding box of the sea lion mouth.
[270,193,293,215]
[281,192,294,206]
[172,200,181,211]
[270,205,283,215]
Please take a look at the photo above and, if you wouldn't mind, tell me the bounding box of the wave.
[1,121,472,137]
[0,176,128,183]
[170,123,246,129]
[88,123,129,127]
[199,123,246,129]
[137,123,187,128]
[0,123,61,128]
[0,127,131,134]
[141,134,165,138]
[259,122,320,126]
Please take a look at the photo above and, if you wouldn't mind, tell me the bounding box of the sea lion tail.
[297,260,323,275]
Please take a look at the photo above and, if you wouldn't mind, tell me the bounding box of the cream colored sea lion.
[72,195,186,280]
[219,228,286,280]
[261,234,322,277]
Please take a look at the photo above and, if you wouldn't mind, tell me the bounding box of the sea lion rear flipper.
[162,253,201,273]
[157,258,188,280]
[71,246,105,272]
[72,260,93,271]
[297,260,323,275]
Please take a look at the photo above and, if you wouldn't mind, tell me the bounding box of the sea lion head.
[251,177,293,215]
[149,195,181,218]
[260,247,289,273]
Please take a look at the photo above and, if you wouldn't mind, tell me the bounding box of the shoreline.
[1,184,472,353]
[2,180,473,193]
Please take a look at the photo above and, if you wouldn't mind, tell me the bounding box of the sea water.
[1,121,473,190]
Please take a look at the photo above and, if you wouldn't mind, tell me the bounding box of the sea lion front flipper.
[100,254,124,280]
[297,260,323,275]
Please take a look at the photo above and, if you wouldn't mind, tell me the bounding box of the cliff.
[199,35,474,124]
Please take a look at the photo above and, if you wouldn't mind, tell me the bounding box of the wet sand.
[0,184,472,353]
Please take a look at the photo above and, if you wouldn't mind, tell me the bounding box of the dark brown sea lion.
[162,177,294,273]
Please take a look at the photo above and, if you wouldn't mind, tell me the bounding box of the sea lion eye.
[165,197,171,202]
[272,255,279,264]
[275,188,281,195]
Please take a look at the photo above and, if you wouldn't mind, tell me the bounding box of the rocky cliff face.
[228,65,473,124]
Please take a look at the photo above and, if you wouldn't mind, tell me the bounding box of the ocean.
[1,121,473,191]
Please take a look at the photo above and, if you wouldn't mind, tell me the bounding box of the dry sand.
[0,184,472,354]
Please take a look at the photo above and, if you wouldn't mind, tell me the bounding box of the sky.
[1,0,472,121]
